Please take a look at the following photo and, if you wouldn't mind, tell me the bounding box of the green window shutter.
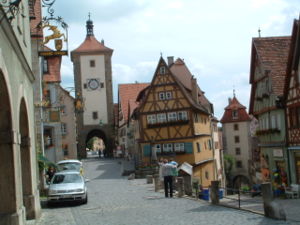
[143,145,151,156]
[185,142,193,154]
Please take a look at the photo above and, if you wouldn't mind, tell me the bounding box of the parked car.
[48,170,88,204]
[57,159,84,175]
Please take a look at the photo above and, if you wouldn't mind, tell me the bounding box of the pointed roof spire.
[86,12,94,36]
[258,27,261,38]
[233,87,236,97]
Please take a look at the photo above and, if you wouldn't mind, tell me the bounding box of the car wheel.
[83,194,88,204]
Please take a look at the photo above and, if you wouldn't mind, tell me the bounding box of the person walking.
[162,159,176,198]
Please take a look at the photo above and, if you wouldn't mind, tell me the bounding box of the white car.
[57,159,84,175]
[48,170,88,204]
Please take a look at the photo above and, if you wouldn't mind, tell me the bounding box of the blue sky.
[50,0,300,119]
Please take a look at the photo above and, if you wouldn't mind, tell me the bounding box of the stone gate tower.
[71,17,114,158]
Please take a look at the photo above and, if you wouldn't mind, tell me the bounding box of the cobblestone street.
[31,159,298,225]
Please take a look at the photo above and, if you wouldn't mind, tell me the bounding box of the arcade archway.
[19,98,34,219]
[0,71,16,219]
[85,129,107,158]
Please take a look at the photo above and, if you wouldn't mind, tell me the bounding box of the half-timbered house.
[136,57,215,187]
[284,18,300,185]
[249,36,290,190]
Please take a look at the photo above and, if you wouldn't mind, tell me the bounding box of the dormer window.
[159,66,166,74]
[232,110,238,119]
[159,92,165,100]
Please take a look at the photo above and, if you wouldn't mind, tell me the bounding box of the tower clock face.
[88,79,99,90]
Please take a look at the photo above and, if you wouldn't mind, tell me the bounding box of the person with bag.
[162,159,177,198]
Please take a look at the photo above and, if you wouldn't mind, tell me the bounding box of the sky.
[48,0,300,120]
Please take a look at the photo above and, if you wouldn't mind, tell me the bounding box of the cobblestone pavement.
[30,158,298,225]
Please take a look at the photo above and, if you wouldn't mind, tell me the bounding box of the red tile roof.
[119,83,150,124]
[170,58,213,114]
[221,96,251,123]
[72,36,113,53]
[251,36,291,96]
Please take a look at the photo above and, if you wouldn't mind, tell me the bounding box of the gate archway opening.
[85,129,107,158]
[0,71,16,217]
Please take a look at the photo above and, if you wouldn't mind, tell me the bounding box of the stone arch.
[0,71,16,220]
[19,98,35,219]
[85,129,107,155]
[233,175,250,189]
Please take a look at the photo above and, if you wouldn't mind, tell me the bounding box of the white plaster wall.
[80,55,108,125]
[223,121,251,175]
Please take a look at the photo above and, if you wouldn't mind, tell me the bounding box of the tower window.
[92,111,98,119]
[232,110,238,119]
[90,60,95,67]
[234,136,240,143]
[234,124,239,130]
[236,161,243,168]
[100,83,104,88]
[159,66,166,74]
[235,147,241,155]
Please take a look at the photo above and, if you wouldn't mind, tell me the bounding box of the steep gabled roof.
[221,96,251,123]
[284,19,300,101]
[72,36,113,54]
[170,58,213,114]
[118,83,150,124]
[249,36,291,113]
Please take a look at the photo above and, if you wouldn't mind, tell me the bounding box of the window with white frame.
[147,114,157,124]
[158,92,165,100]
[160,66,166,74]
[61,123,67,135]
[174,143,185,152]
[153,144,161,153]
[232,110,238,119]
[157,113,167,123]
[165,91,172,99]
[178,111,188,120]
[168,112,177,122]
[163,143,173,152]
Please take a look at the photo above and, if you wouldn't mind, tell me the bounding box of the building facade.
[249,36,290,191]
[284,18,300,185]
[136,57,215,187]
[0,1,41,224]
[71,18,114,158]
[221,95,252,188]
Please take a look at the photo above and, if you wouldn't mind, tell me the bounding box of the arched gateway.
[71,17,114,158]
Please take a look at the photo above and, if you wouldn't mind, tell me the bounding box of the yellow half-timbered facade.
[136,57,216,186]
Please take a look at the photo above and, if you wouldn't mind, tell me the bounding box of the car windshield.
[58,163,81,171]
[52,174,82,184]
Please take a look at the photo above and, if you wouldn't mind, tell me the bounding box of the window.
[236,161,243,168]
[168,112,177,122]
[157,113,167,123]
[93,111,98,119]
[42,57,48,74]
[235,147,241,155]
[90,60,95,67]
[61,123,67,135]
[205,171,209,179]
[194,113,199,122]
[165,92,172,99]
[232,110,238,119]
[178,111,188,121]
[100,83,104,88]
[234,136,240,143]
[159,92,165,100]
[153,144,161,153]
[174,143,184,152]
[208,139,212,150]
[163,143,173,152]
[147,114,157,124]
[197,142,201,152]
[159,66,166,74]
[234,124,239,131]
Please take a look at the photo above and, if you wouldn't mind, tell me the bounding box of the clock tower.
[71,17,114,158]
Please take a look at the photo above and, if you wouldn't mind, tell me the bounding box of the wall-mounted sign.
[273,149,283,157]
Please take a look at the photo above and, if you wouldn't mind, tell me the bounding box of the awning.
[178,162,193,176]
[194,158,214,167]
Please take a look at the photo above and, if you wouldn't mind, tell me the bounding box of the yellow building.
[135,57,216,187]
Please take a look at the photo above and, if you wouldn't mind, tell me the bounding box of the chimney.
[101,39,105,45]
[167,56,174,66]
[191,76,199,104]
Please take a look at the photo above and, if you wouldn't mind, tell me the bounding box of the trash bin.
[199,189,224,201]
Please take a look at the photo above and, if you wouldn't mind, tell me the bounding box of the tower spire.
[86,13,94,36]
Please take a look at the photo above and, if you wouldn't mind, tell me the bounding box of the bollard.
[154,174,160,192]
[210,181,220,204]
[261,182,286,220]
[146,175,153,184]
[177,177,184,197]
